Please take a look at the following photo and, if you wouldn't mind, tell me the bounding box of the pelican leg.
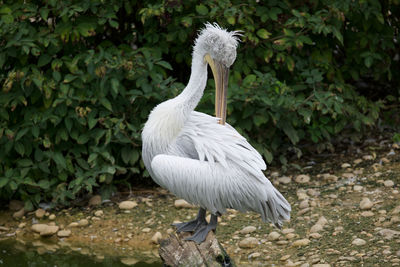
[172,208,207,233]
[185,213,218,244]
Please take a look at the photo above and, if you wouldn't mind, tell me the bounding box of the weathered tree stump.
[159,231,234,267]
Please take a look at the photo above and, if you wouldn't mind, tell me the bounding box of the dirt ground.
[1,136,400,266]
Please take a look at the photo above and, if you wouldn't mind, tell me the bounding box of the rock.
[35,208,46,219]
[238,237,259,248]
[249,252,261,259]
[88,195,102,206]
[166,228,173,234]
[282,228,295,234]
[310,224,323,233]
[342,173,355,179]
[351,238,366,246]
[174,199,194,209]
[151,232,162,244]
[362,155,373,160]
[316,216,328,226]
[49,214,56,220]
[94,210,104,217]
[360,198,373,210]
[68,222,79,228]
[240,226,256,234]
[295,175,310,184]
[280,255,291,261]
[13,208,25,219]
[353,159,363,165]
[119,201,138,210]
[31,224,49,233]
[9,200,24,211]
[299,200,309,209]
[353,185,363,192]
[297,192,309,200]
[321,173,338,182]
[57,229,71,237]
[78,219,89,227]
[18,222,26,228]
[361,211,374,217]
[0,226,9,231]
[268,231,281,241]
[378,229,400,240]
[121,257,139,266]
[384,180,394,187]
[142,227,151,233]
[278,176,291,184]
[392,205,400,214]
[309,233,322,239]
[341,163,351,168]
[40,225,59,236]
[292,239,310,247]
[312,264,331,267]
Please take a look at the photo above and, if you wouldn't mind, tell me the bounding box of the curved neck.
[175,53,208,115]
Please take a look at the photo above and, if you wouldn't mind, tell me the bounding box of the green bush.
[0,0,399,207]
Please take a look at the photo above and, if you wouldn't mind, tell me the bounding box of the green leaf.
[364,57,373,68]
[109,20,118,28]
[256,29,271,39]
[40,8,49,20]
[121,147,131,164]
[38,180,50,189]
[52,71,61,82]
[38,54,52,67]
[111,78,119,94]
[53,152,67,169]
[100,98,113,111]
[1,14,13,24]
[17,159,33,167]
[63,74,77,83]
[243,74,257,86]
[15,128,30,141]
[77,134,90,144]
[196,4,208,15]
[0,178,8,188]
[156,61,173,70]
[14,142,25,156]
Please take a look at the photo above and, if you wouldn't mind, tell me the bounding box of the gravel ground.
[1,137,400,266]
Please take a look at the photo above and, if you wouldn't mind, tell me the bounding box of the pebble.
[362,155,373,160]
[351,238,366,246]
[49,214,56,220]
[118,201,138,210]
[353,159,363,165]
[295,174,310,184]
[278,176,291,184]
[268,231,281,241]
[18,222,26,228]
[68,222,79,228]
[13,208,25,219]
[166,228,173,234]
[238,237,259,248]
[292,239,310,247]
[142,228,151,233]
[384,180,394,187]
[312,264,331,267]
[353,185,363,192]
[31,224,48,233]
[360,198,373,210]
[309,233,322,239]
[35,208,46,219]
[94,210,104,217]
[310,223,323,233]
[57,229,71,237]
[361,211,374,217]
[280,255,291,261]
[0,226,9,231]
[378,228,400,240]
[78,219,89,227]
[282,228,295,234]
[341,163,351,168]
[174,199,194,208]
[299,200,309,209]
[316,216,328,226]
[249,252,261,259]
[31,224,59,236]
[151,232,162,244]
[88,195,102,206]
[342,173,355,179]
[240,226,256,234]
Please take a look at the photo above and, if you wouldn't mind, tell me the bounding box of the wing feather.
[168,111,266,181]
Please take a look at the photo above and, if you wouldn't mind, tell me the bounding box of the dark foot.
[185,214,218,244]
[172,219,207,232]
[172,207,207,233]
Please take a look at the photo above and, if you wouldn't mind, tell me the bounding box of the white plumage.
[142,23,291,243]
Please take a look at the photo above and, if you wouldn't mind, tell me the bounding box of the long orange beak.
[204,54,229,125]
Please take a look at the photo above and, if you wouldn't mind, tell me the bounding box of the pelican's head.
[194,23,241,124]
[194,23,240,67]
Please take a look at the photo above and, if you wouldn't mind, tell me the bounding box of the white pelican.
[142,23,291,243]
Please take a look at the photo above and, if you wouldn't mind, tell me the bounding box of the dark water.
[0,239,162,267]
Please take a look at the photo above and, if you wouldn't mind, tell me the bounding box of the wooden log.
[159,231,235,267]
